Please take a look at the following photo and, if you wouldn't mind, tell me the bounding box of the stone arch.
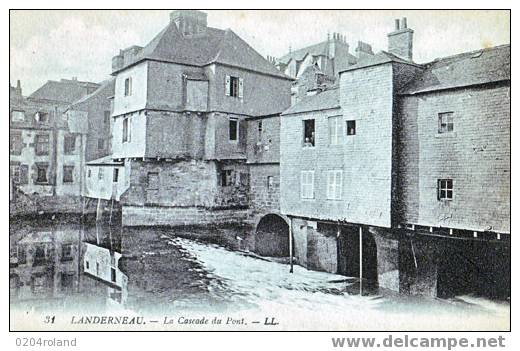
[254,213,290,257]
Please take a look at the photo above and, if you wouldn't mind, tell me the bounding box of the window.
[98,138,105,150]
[35,164,49,184]
[11,110,25,122]
[33,244,48,266]
[438,112,454,133]
[122,118,130,143]
[35,134,50,155]
[10,165,20,183]
[60,273,74,291]
[238,172,250,187]
[63,166,74,183]
[111,268,117,282]
[124,77,132,96]
[225,75,243,98]
[64,134,76,154]
[35,111,49,123]
[96,262,100,276]
[437,179,453,201]
[258,121,263,138]
[10,133,22,154]
[220,170,233,187]
[147,172,159,190]
[113,168,119,183]
[267,176,274,190]
[61,244,74,261]
[85,260,89,270]
[346,120,356,136]
[300,171,315,199]
[229,118,239,142]
[87,169,92,178]
[328,116,343,145]
[104,111,111,125]
[303,119,315,147]
[327,170,343,200]
[98,168,104,180]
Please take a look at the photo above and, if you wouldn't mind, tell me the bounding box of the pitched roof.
[282,87,340,115]
[400,44,510,95]
[29,79,100,103]
[279,41,329,65]
[68,78,115,108]
[339,51,420,73]
[114,23,291,80]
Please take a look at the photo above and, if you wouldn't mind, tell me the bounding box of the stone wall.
[397,83,510,233]
[122,205,248,226]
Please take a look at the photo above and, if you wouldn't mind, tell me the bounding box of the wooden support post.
[359,226,363,296]
[289,217,294,273]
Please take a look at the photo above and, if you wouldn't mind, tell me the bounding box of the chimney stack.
[387,17,414,61]
[16,80,22,96]
[170,10,208,36]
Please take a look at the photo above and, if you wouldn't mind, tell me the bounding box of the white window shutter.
[225,75,231,96]
[238,78,244,99]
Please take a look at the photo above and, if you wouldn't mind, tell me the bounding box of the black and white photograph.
[8,8,511,336]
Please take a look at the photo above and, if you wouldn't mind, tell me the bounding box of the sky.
[10,10,510,96]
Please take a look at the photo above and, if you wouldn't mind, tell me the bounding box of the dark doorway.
[437,239,510,299]
[337,226,378,285]
[255,214,290,257]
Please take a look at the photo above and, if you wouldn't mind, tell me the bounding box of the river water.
[9,216,510,331]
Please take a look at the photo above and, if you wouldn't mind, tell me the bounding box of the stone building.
[9,79,99,215]
[280,18,510,298]
[105,10,292,227]
[275,33,373,105]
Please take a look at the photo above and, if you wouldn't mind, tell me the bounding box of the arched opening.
[255,214,290,257]
[337,226,378,289]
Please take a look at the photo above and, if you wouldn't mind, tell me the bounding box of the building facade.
[9,79,98,215]
[280,18,510,298]
[105,10,292,227]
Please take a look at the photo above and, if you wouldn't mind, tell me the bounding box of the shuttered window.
[225,75,243,99]
[301,171,315,199]
[326,170,343,200]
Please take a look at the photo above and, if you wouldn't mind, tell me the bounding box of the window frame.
[437,178,453,201]
[124,77,132,96]
[303,119,315,147]
[328,116,343,145]
[229,117,239,142]
[64,134,76,154]
[62,165,74,184]
[11,110,25,122]
[35,164,49,184]
[326,170,343,200]
[300,170,315,199]
[438,112,454,134]
[10,132,22,154]
[35,134,50,155]
[346,120,356,136]
[122,117,130,143]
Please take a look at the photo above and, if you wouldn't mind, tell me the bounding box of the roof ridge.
[425,43,510,65]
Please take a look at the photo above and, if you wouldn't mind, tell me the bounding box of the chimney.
[355,41,374,61]
[16,80,22,96]
[170,10,207,36]
[387,17,414,61]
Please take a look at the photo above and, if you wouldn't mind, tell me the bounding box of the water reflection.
[9,217,510,331]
